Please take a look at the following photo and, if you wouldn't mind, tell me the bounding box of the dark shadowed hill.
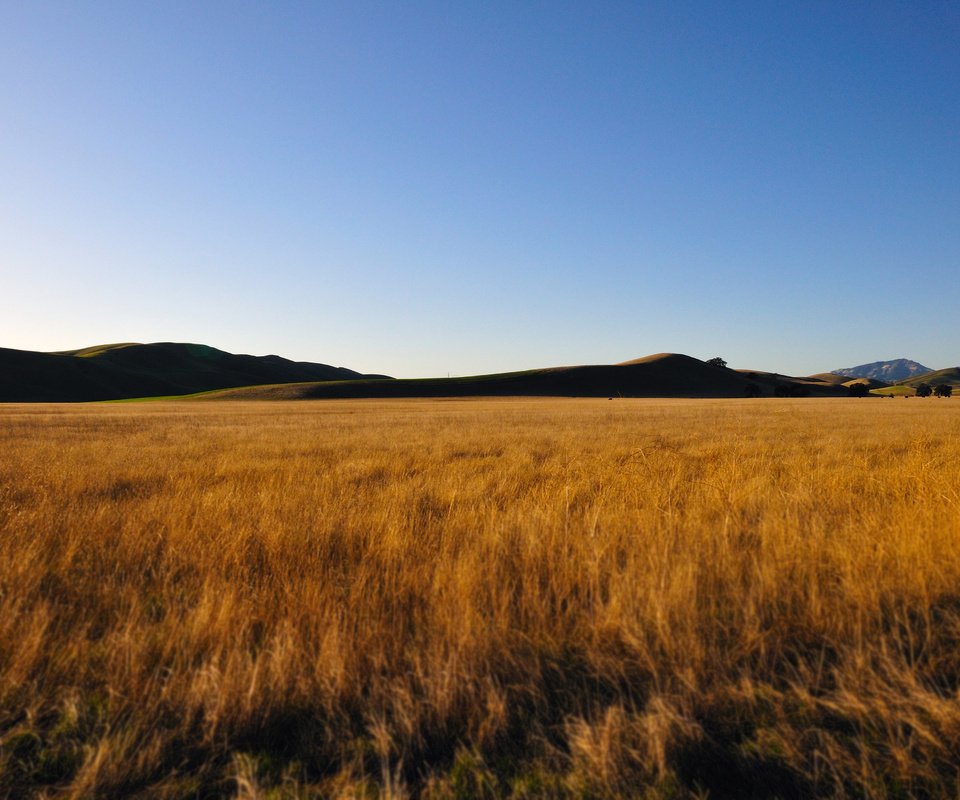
[203,354,851,401]
[0,343,389,402]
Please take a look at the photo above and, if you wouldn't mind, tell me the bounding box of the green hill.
[895,367,960,389]
[869,367,960,397]
[0,343,388,402]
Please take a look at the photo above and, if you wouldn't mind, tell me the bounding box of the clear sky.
[2,1,957,377]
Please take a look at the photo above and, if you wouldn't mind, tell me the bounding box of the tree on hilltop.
[706,357,727,369]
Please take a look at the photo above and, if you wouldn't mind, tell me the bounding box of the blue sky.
[2,1,957,377]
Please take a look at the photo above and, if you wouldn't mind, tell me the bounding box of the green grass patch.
[871,385,915,396]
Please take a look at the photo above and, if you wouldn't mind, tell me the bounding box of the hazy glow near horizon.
[2,2,957,377]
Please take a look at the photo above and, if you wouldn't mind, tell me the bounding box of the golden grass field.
[2,397,960,798]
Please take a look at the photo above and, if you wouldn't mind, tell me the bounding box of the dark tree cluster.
[847,383,870,397]
[911,383,953,397]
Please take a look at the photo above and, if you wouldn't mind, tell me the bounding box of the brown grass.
[1,397,960,798]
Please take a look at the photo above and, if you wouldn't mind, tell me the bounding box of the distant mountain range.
[833,359,932,383]
[0,342,389,402]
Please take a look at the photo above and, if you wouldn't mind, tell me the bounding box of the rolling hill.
[805,373,888,392]
[861,367,959,396]
[3,345,907,402]
[806,372,853,385]
[0,342,388,402]
[199,354,851,401]
[895,367,960,389]
[806,373,892,388]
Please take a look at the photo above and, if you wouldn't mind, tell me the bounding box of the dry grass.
[1,397,959,798]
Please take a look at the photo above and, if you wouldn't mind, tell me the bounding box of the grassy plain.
[1,398,959,798]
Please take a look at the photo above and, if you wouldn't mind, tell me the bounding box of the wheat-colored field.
[1,397,959,798]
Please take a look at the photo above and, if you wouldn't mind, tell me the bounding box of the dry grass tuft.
[1,397,959,797]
